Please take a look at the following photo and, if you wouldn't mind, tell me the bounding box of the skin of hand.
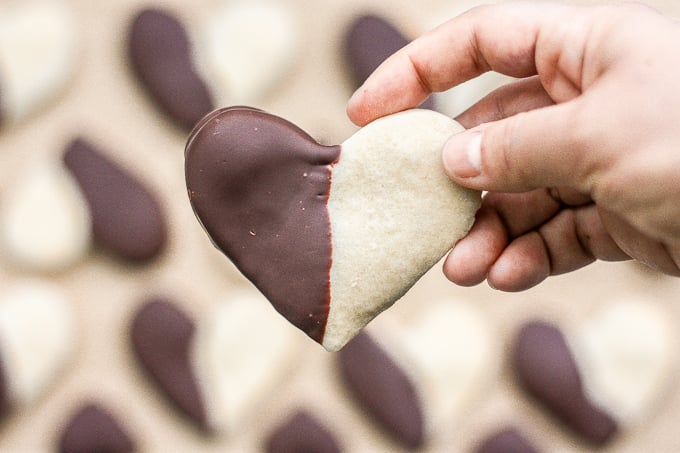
[347,1,680,291]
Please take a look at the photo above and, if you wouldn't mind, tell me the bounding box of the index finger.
[346,2,572,126]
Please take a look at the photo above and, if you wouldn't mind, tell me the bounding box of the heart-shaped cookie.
[0,158,91,273]
[0,2,78,127]
[195,1,299,106]
[185,107,480,351]
[0,279,77,420]
[337,301,496,448]
[512,298,675,446]
[62,137,168,264]
[128,4,298,129]
[131,290,298,432]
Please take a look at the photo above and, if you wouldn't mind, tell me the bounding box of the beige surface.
[0,0,680,452]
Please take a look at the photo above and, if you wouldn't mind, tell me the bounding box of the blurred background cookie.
[0,2,78,128]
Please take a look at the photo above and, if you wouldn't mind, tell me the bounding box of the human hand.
[346,1,680,291]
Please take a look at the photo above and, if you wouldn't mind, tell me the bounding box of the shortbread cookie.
[131,291,298,432]
[265,410,342,453]
[0,2,78,127]
[58,403,135,453]
[128,5,298,129]
[513,299,674,446]
[0,158,91,272]
[337,301,495,448]
[195,1,299,105]
[185,107,480,351]
[0,280,76,420]
[62,138,167,263]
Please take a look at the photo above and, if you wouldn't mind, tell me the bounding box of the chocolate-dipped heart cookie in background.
[127,3,298,130]
[0,2,78,128]
[62,137,168,264]
[127,7,214,130]
[264,409,342,453]
[473,427,541,453]
[1,1,680,452]
[0,280,76,421]
[338,301,496,449]
[185,107,480,351]
[131,290,299,433]
[58,402,136,453]
[513,299,675,447]
[0,157,91,273]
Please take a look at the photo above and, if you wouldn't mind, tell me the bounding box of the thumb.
[443,101,598,194]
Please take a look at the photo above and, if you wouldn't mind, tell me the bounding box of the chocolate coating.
[131,299,207,429]
[474,427,540,453]
[185,107,340,343]
[265,410,342,453]
[338,332,424,448]
[59,403,135,453]
[0,351,9,421]
[344,15,435,110]
[0,78,4,129]
[63,137,167,263]
[128,8,214,129]
[513,321,618,446]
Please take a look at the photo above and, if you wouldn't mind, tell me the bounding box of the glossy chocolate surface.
[59,403,135,453]
[474,427,540,453]
[131,299,207,429]
[338,332,424,448]
[185,107,340,343]
[63,137,166,263]
[265,410,342,453]
[128,8,214,129]
[513,321,618,446]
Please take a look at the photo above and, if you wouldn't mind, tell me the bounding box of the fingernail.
[442,131,482,178]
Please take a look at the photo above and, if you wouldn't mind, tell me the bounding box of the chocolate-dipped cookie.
[0,280,76,421]
[473,427,540,453]
[513,299,674,446]
[62,138,167,263]
[265,410,342,453]
[131,291,298,432]
[0,159,91,272]
[0,2,78,127]
[128,8,214,130]
[58,403,135,453]
[185,107,480,351]
[338,301,495,448]
[128,5,298,129]
[196,1,299,105]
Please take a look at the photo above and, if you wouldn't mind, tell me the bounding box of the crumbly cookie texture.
[324,110,480,351]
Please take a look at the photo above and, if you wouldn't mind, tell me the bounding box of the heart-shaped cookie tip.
[185,107,480,351]
[0,2,78,126]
